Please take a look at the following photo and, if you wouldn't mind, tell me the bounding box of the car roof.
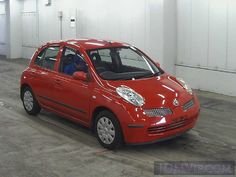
[45,39,130,50]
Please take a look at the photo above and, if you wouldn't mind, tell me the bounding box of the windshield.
[87,47,163,80]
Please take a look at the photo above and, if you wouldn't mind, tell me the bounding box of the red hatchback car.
[20,39,200,149]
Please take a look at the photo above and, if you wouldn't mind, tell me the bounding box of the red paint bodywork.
[21,39,200,144]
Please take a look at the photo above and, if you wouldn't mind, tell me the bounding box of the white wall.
[22,0,38,58]
[177,0,236,96]
[163,0,177,74]
[0,1,6,56]
[147,0,164,66]
[9,0,22,58]
[21,0,176,74]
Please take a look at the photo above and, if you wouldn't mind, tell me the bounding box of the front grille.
[147,118,193,134]
[144,108,172,117]
[183,99,194,111]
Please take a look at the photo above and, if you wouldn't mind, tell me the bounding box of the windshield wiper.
[134,72,160,79]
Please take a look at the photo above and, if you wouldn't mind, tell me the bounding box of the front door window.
[60,47,88,76]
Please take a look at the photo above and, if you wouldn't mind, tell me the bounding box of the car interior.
[34,46,60,71]
[59,49,88,75]
[60,53,75,73]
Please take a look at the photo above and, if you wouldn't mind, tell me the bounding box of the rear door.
[30,45,61,109]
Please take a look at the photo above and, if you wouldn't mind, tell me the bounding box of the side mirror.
[156,62,160,67]
[73,71,87,81]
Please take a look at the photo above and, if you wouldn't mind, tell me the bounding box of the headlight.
[116,86,145,107]
[177,78,193,94]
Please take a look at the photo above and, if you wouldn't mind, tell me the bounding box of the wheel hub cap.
[97,117,115,145]
[23,91,33,111]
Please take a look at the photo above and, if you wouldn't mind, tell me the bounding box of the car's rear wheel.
[22,87,41,115]
[95,110,123,149]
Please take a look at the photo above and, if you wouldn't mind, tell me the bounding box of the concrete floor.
[0,57,235,177]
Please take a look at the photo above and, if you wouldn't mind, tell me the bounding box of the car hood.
[105,74,193,109]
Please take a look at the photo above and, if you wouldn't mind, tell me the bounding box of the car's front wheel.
[95,110,123,149]
[22,87,41,115]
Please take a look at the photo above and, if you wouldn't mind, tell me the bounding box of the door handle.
[55,79,62,85]
[54,79,64,90]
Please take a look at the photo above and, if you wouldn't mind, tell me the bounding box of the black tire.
[95,110,123,150]
[22,87,41,115]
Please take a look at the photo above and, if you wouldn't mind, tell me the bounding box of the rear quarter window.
[34,46,60,70]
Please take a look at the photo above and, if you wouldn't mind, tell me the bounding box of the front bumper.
[127,128,192,145]
[120,95,200,144]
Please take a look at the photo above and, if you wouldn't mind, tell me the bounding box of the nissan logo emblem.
[173,98,179,106]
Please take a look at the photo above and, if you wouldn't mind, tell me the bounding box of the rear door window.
[34,46,60,70]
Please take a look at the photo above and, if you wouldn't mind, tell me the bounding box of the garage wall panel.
[176,66,236,96]
[227,0,236,71]
[74,0,148,52]
[61,8,77,39]
[0,2,5,14]
[148,0,163,61]
[191,0,208,67]
[38,2,60,44]
[177,0,236,96]
[0,2,6,55]
[208,0,227,69]
[177,0,184,64]
[0,15,6,44]
[163,0,176,74]
[177,0,192,65]
[23,0,36,12]
[0,14,6,55]
[22,13,38,47]
[22,0,38,49]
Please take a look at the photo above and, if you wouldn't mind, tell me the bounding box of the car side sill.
[38,95,87,115]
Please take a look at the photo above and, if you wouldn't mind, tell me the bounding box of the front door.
[52,46,91,125]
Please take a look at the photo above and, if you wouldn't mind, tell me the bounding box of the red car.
[20,39,200,149]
